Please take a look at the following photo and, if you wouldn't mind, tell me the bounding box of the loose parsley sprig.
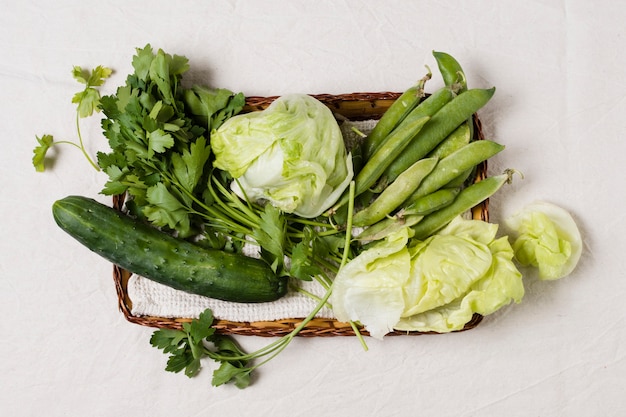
[33,65,112,172]
[150,309,252,388]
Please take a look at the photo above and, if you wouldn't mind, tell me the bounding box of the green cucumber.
[52,195,288,303]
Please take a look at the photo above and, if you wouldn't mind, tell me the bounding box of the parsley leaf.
[71,65,112,118]
[171,136,211,193]
[32,134,54,172]
[252,204,287,274]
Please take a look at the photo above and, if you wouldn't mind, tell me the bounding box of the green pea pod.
[352,157,438,227]
[444,167,475,189]
[402,187,460,216]
[329,116,430,213]
[433,50,468,92]
[355,214,424,243]
[371,86,458,192]
[364,69,432,159]
[411,171,512,240]
[433,51,475,149]
[383,87,496,184]
[427,122,471,159]
[405,140,505,205]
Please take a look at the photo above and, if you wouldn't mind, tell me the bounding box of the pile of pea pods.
[329,51,512,242]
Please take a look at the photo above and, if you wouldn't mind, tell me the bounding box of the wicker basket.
[113,92,489,337]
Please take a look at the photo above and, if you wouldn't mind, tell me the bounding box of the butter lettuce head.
[211,94,353,218]
[395,217,524,333]
[331,216,524,338]
[504,201,582,280]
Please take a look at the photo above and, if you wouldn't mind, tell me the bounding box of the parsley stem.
[75,112,100,172]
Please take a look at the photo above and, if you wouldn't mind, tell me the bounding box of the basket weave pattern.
[113,92,488,337]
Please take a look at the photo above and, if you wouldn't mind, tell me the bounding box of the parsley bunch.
[97,44,246,239]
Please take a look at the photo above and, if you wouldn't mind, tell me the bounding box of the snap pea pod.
[352,157,438,227]
[411,171,513,240]
[363,70,431,159]
[433,50,468,92]
[329,116,430,213]
[394,85,458,132]
[383,87,496,184]
[433,51,475,152]
[370,86,459,193]
[443,167,475,189]
[404,140,505,205]
[402,187,460,216]
[427,122,471,159]
[354,214,424,243]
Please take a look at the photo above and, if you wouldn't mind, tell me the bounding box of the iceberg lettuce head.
[211,94,353,218]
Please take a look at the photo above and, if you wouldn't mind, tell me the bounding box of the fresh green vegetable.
[427,122,472,160]
[53,195,288,303]
[383,87,496,184]
[352,157,438,227]
[402,187,460,216]
[411,170,515,240]
[332,216,524,338]
[404,140,505,205]
[97,44,246,239]
[354,213,424,243]
[395,215,525,333]
[152,181,360,387]
[433,50,468,92]
[504,201,582,280]
[33,65,112,172]
[330,116,430,212]
[150,309,252,388]
[363,68,432,159]
[211,93,354,218]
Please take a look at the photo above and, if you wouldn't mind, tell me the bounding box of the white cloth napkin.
[128,274,334,321]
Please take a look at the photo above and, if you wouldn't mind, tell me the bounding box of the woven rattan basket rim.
[112,91,488,337]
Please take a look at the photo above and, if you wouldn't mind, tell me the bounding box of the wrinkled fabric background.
[2,1,625,415]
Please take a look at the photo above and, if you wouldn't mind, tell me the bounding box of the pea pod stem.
[383,87,496,184]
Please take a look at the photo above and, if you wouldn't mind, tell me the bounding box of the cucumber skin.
[52,195,288,303]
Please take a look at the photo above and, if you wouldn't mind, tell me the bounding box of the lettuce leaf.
[504,201,582,280]
[330,227,413,339]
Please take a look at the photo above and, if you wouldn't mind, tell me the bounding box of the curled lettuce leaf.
[211,94,353,218]
[330,227,413,340]
[331,216,524,338]
[504,201,582,280]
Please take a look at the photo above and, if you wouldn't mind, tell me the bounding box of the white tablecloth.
[2,1,625,415]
